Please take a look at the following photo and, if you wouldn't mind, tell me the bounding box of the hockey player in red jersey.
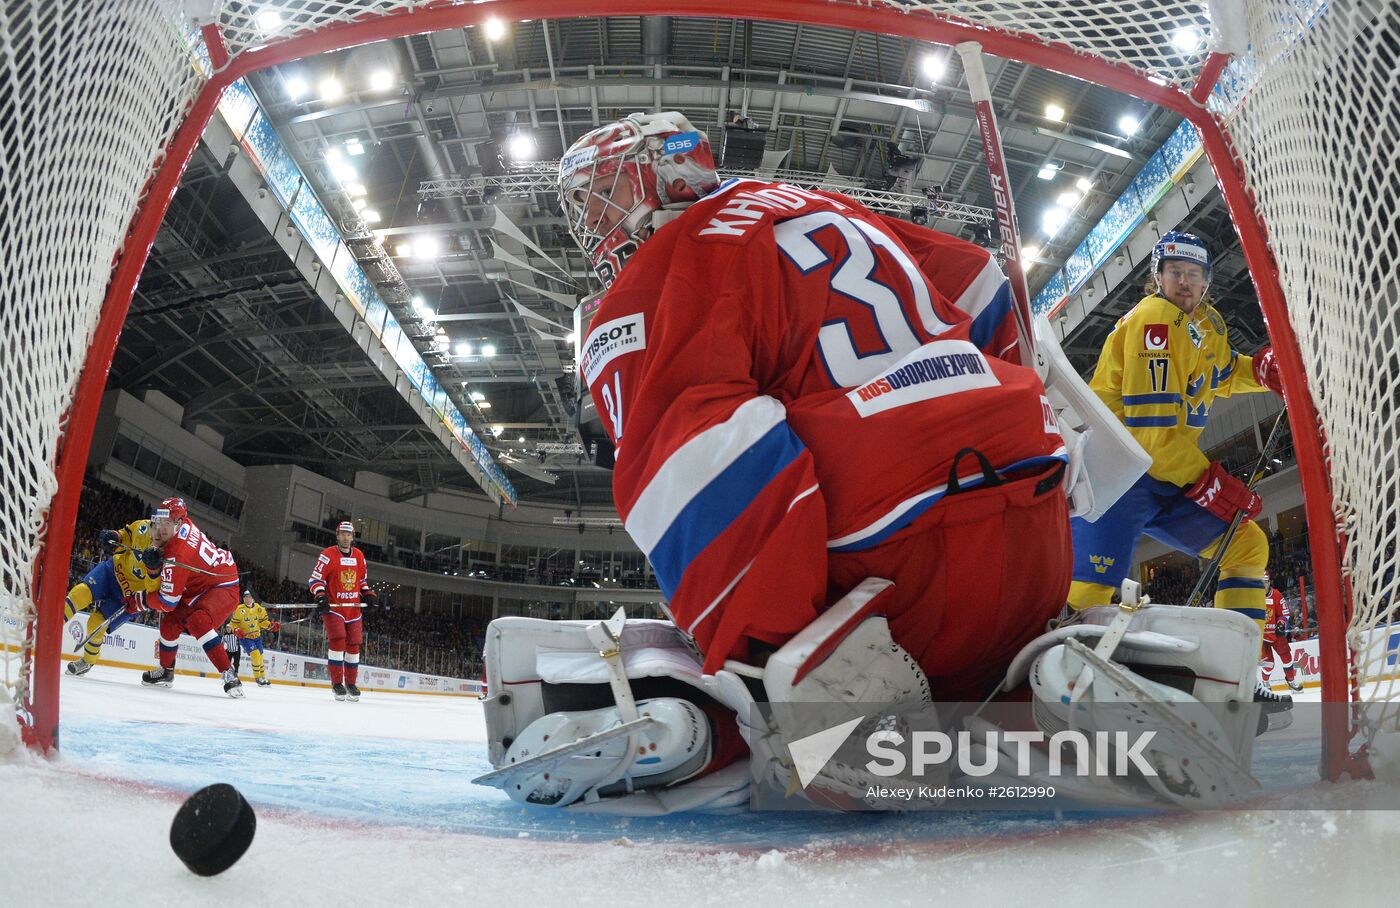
[561,112,1069,699]
[141,497,244,698]
[1261,574,1302,692]
[308,520,375,702]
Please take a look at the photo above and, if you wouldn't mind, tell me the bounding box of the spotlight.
[909,205,929,227]
[484,18,507,41]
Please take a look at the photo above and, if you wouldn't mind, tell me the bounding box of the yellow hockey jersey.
[112,519,161,599]
[1089,294,1268,487]
[229,602,271,638]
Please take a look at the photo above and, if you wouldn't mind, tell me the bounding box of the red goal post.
[3,0,1385,780]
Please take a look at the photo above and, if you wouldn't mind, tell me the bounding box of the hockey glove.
[361,589,378,608]
[1185,461,1262,523]
[98,529,121,554]
[268,621,281,633]
[123,592,147,614]
[1252,347,1284,396]
[313,594,329,618]
[234,627,247,639]
[140,546,165,572]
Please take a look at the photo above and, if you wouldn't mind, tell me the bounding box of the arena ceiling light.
[1075,176,1094,192]
[323,146,342,164]
[1056,189,1082,207]
[411,295,425,311]
[351,198,367,211]
[470,391,485,402]
[283,74,307,100]
[368,69,395,92]
[413,235,442,259]
[346,182,366,196]
[1118,114,1141,136]
[455,341,472,357]
[508,134,536,160]
[491,425,505,437]
[345,140,365,156]
[330,161,356,184]
[482,344,497,358]
[1173,25,1205,52]
[483,18,507,41]
[256,9,282,31]
[318,76,344,102]
[1042,206,1069,237]
[920,54,946,81]
[1021,244,1040,262]
[361,209,380,224]
[565,331,577,344]
[1043,102,1065,122]
[396,241,414,257]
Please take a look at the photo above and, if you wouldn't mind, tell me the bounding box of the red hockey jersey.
[1263,589,1288,644]
[582,178,1064,671]
[155,520,239,610]
[309,545,371,616]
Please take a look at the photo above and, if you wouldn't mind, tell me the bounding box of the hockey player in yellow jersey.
[229,591,280,687]
[1069,232,1285,628]
[64,518,164,676]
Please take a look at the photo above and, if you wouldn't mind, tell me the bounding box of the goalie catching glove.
[1185,461,1261,523]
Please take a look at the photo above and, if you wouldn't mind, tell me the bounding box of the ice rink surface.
[4,664,1400,907]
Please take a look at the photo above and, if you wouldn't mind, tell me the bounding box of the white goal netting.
[1,0,1396,769]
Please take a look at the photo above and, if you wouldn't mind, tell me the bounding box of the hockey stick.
[1185,408,1290,608]
[954,42,1043,376]
[75,608,133,652]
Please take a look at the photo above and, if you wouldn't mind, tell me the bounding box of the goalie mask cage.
[2,0,1394,779]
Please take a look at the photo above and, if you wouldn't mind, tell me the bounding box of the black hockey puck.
[169,783,256,876]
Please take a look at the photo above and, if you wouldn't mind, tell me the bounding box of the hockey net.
[1,0,1395,778]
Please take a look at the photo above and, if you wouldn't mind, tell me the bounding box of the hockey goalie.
[475,113,1268,813]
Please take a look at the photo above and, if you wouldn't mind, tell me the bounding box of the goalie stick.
[1186,408,1290,608]
[955,41,1043,376]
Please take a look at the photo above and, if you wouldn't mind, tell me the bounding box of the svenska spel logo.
[1144,324,1169,350]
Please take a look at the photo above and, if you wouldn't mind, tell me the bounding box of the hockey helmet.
[152,496,188,526]
[336,520,355,535]
[558,111,719,288]
[1152,231,1212,289]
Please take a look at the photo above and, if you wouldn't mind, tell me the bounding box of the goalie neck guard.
[557,111,718,288]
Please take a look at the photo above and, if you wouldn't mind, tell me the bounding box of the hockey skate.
[65,659,93,677]
[141,666,174,688]
[346,682,361,701]
[1287,677,1304,693]
[1254,682,1293,734]
[222,669,244,699]
[332,682,348,701]
[255,676,270,687]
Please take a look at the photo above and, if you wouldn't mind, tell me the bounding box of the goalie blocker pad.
[479,614,755,815]
[1034,314,1152,522]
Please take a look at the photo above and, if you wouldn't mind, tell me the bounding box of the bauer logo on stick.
[1144,324,1169,351]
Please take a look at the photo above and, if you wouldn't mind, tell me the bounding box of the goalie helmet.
[1152,231,1212,292]
[558,111,719,288]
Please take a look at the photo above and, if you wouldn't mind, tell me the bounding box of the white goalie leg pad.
[1033,315,1152,521]
[484,697,712,808]
[478,611,752,815]
[1012,604,1262,806]
[762,577,930,707]
[753,578,936,801]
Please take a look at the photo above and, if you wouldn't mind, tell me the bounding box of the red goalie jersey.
[583,178,1069,694]
[309,545,370,618]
